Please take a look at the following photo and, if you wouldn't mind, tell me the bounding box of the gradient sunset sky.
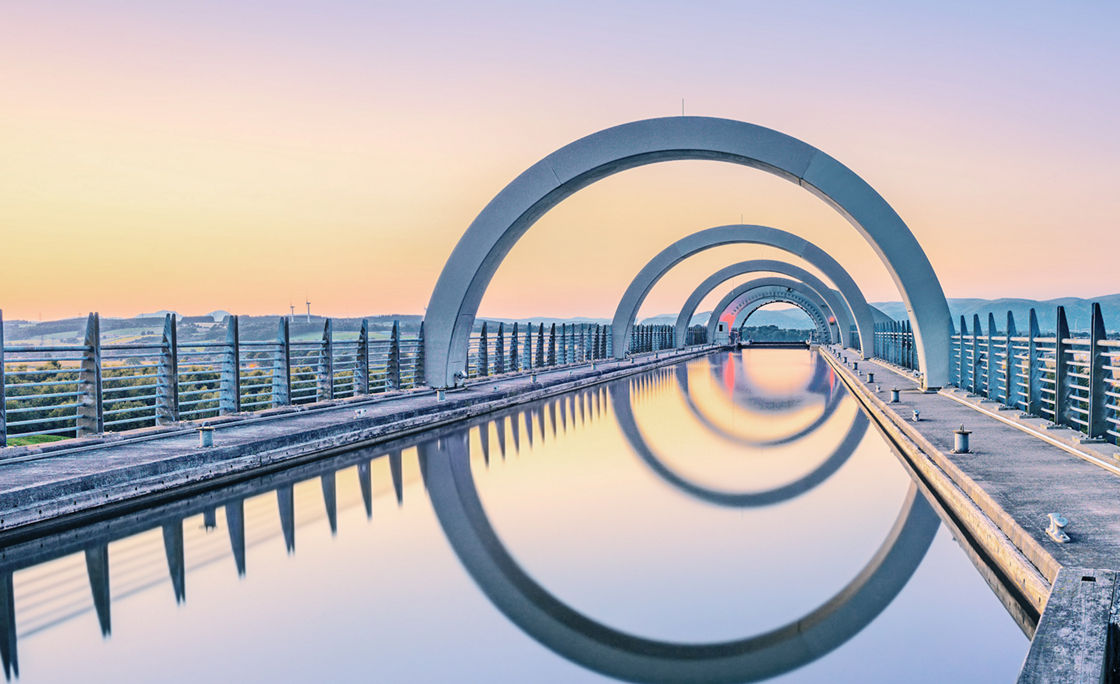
[2,1,1117,321]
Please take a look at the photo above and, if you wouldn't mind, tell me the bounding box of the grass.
[7,434,68,447]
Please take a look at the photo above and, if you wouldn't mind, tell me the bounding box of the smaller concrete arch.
[731,290,833,344]
[734,298,821,334]
[706,278,838,344]
[673,260,858,349]
[610,225,877,362]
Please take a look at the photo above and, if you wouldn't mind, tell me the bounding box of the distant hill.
[639,309,813,329]
[871,295,1120,333]
[640,293,1120,333]
[7,294,1119,345]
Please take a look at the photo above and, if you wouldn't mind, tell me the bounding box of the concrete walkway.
[0,347,711,537]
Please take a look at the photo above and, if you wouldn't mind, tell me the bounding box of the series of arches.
[707,278,835,344]
[424,116,952,388]
[672,258,853,347]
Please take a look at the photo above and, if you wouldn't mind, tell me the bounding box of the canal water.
[1,350,1028,682]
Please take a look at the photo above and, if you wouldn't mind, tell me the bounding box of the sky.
[2,1,1117,321]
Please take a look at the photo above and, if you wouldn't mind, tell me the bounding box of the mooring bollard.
[1046,513,1070,543]
[952,425,972,453]
[867,371,875,383]
[198,424,214,448]
[890,388,900,403]
[530,373,538,384]
[436,389,446,401]
[911,408,920,422]
[876,384,882,392]
[852,361,859,371]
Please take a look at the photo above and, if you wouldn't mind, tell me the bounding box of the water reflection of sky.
[6,351,1026,682]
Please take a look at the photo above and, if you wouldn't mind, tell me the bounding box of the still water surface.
[2,350,1027,682]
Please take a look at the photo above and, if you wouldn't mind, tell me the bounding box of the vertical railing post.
[1088,302,1108,439]
[272,318,291,407]
[478,322,489,377]
[1053,306,1071,427]
[523,323,532,370]
[900,320,909,369]
[356,320,370,394]
[387,320,401,390]
[495,323,506,374]
[156,313,179,425]
[986,313,998,399]
[76,312,103,436]
[956,316,966,386]
[970,314,982,394]
[1004,311,1019,409]
[414,321,425,387]
[316,319,333,401]
[0,306,4,447]
[535,323,545,368]
[220,315,241,415]
[1027,309,1043,415]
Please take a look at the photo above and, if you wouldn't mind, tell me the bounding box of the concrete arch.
[706,278,837,344]
[734,298,819,334]
[420,425,939,683]
[423,116,951,388]
[671,249,873,349]
[607,226,873,355]
[734,290,833,343]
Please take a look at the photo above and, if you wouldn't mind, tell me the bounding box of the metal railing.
[2,311,713,446]
[876,303,1119,445]
[628,324,676,353]
[0,312,425,446]
[465,321,613,379]
[874,320,919,372]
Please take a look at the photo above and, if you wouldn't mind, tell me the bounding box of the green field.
[7,434,68,447]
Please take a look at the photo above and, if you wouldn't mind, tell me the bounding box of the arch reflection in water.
[612,374,868,508]
[675,352,845,449]
[420,413,939,683]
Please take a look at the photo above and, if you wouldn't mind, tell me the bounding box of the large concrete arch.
[608,226,874,356]
[671,249,873,349]
[420,426,939,683]
[423,116,952,388]
[706,278,837,344]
